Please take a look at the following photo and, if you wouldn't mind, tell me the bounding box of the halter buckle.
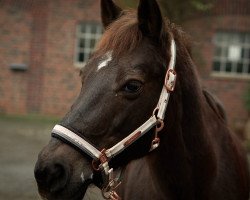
[92,149,109,171]
[165,69,177,92]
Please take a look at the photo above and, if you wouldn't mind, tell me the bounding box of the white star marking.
[97,51,112,71]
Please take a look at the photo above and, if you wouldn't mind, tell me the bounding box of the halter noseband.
[51,39,177,199]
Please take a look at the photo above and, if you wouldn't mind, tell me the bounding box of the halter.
[51,39,177,199]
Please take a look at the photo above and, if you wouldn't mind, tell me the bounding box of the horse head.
[34,0,187,199]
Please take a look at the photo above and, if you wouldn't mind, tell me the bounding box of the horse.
[34,0,250,199]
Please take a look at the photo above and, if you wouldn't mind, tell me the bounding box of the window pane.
[228,45,241,61]
[225,62,232,72]
[236,62,243,73]
[78,53,84,62]
[239,33,245,44]
[75,23,102,64]
[215,47,222,57]
[242,48,246,59]
[91,25,97,33]
[221,33,229,43]
[79,39,85,48]
[246,34,250,43]
[213,61,220,72]
[212,31,250,76]
[214,32,224,43]
[90,39,96,49]
[222,47,228,58]
[231,33,240,44]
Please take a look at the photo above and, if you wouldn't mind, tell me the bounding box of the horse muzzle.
[34,138,94,200]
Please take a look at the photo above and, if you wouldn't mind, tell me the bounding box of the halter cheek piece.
[51,39,177,199]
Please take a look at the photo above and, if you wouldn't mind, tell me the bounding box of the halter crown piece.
[51,39,177,200]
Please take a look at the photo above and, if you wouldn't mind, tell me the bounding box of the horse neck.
[145,43,217,198]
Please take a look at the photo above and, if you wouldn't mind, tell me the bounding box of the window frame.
[74,22,102,68]
[212,31,250,79]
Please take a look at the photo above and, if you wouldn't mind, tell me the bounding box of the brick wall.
[183,15,250,127]
[212,0,250,15]
[27,0,48,113]
[0,0,101,117]
[0,0,32,114]
[40,0,100,116]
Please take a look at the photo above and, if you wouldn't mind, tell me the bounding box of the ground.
[0,115,249,200]
[0,115,103,200]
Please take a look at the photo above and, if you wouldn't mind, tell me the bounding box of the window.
[75,22,102,66]
[212,31,250,77]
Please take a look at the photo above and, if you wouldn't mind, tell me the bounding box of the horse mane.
[95,10,192,59]
[203,89,228,123]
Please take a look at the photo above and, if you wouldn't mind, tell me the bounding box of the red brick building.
[0,0,249,130]
[183,0,250,131]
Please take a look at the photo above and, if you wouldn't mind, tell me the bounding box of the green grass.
[0,113,60,125]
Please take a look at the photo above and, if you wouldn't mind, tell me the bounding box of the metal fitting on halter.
[91,149,114,190]
[165,69,177,92]
[150,117,164,151]
[102,168,122,200]
[92,149,109,171]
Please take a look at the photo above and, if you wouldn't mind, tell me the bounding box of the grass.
[0,113,60,125]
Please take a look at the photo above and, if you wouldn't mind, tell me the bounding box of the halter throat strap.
[51,39,177,193]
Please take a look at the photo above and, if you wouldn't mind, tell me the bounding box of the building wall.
[0,1,32,114]
[184,15,250,127]
[0,0,101,116]
[41,0,100,115]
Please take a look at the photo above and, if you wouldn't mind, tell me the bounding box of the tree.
[115,0,214,24]
[159,0,213,23]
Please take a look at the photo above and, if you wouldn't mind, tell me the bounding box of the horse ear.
[101,0,122,29]
[137,0,163,40]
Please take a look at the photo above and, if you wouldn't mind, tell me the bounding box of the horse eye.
[123,80,143,93]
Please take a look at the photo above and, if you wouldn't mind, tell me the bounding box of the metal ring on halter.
[152,137,160,145]
[156,119,164,132]
[92,149,109,171]
[150,137,160,151]
[152,107,159,117]
[92,159,101,171]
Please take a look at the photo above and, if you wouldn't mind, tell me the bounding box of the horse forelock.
[96,11,143,57]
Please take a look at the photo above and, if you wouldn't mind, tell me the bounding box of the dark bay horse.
[34,0,249,199]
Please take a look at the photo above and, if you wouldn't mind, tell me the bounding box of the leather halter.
[51,39,177,199]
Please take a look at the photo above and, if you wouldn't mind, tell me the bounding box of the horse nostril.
[49,163,69,193]
[34,165,49,184]
[34,162,70,193]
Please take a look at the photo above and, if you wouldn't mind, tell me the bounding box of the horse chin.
[38,180,92,200]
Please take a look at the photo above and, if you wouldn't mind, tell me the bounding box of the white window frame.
[212,31,250,78]
[74,22,102,68]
